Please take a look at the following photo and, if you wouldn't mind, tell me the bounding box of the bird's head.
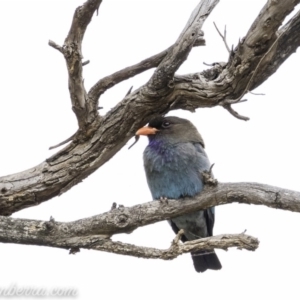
[136,116,205,147]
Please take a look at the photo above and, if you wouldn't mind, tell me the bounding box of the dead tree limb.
[0,0,300,216]
[0,182,298,255]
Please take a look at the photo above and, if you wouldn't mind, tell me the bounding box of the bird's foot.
[111,202,117,210]
[159,197,169,205]
[110,202,125,211]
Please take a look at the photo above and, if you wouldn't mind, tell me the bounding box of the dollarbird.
[136,116,222,272]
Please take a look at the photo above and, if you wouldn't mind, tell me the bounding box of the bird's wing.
[193,142,211,172]
[194,142,215,237]
[204,207,215,236]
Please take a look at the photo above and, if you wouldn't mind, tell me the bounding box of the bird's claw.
[111,202,117,210]
[111,202,124,211]
[159,197,169,205]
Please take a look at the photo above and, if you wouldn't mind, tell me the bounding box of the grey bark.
[0,181,297,257]
[0,0,300,260]
[1,0,300,216]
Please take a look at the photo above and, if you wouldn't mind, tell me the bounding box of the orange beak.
[136,126,158,136]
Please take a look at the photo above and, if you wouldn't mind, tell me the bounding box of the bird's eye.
[162,121,171,128]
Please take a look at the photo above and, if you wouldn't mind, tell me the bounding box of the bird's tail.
[191,250,222,273]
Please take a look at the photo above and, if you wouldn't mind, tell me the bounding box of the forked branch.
[0,181,299,243]
[0,0,300,216]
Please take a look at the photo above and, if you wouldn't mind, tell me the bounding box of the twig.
[223,104,249,121]
[208,163,215,174]
[202,163,218,186]
[249,91,265,96]
[219,27,286,121]
[125,86,133,97]
[48,40,63,53]
[82,60,90,66]
[235,99,248,104]
[203,62,214,66]
[213,22,230,53]
[147,0,220,92]
[49,132,76,150]
[172,229,185,245]
[128,135,140,149]
[223,30,285,106]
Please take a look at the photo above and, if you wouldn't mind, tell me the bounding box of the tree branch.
[4,179,300,258]
[147,0,219,94]
[1,181,299,236]
[213,22,230,53]
[251,8,300,89]
[48,40,63,53]
[88,38,206,103]
[0,226,258,260]
[49,0,103,129]
[1,0,300,216]
[52,181,300,235]
[223,0,300,98]
[88,233,258,259]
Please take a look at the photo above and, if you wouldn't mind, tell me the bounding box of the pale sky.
[1,0,300,299]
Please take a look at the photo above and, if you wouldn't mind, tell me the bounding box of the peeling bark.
[0,0,300,262]
[1,0,300,216]
[0,182,297,257]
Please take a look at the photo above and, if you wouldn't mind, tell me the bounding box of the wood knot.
[115,214,129,228]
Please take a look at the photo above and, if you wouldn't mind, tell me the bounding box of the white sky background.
[0,0,300,299]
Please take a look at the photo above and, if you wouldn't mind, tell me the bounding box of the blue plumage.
[137,116,222,272]
[144,141,209,199]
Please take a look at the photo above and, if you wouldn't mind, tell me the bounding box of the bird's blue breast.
[143,140,210,200]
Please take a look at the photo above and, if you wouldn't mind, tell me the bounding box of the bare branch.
[223,0,300,100]
[147,0,219,93]
[168,0,300,113]
[49,132,76,150]
[6,179,300,258]
[0,199,259,257]
[213,22,230,53]
[88,47,172,102]
[211,0,300,119]
[88,37,206,103]
[48,40,63,53]
[52,0,103,129]
[82,60,90,66]
[251,8,300,89]
[225,30,285,106]
[2,181,300,228]
[125,86,133,97]
[249,91,265,96]
[1,1,300,216]
[63,182,300,233]
[203,62,214,66]
[95,233,258,259]
[222,103,250,121]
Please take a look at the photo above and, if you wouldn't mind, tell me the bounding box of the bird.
[136,116,222,272]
